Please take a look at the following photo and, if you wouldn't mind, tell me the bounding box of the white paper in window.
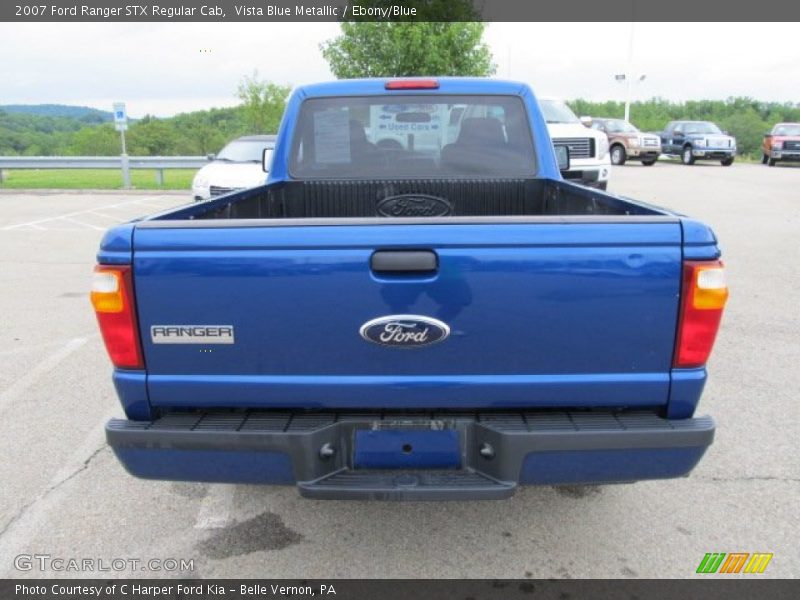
[313,109,350,164]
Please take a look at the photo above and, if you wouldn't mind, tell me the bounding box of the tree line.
[3,95,796,159]
[0,77,290,158]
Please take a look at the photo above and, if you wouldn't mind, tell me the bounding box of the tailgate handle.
[371,250,438,274]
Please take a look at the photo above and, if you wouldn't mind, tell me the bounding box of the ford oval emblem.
[377,194,452,218]
[359,315,450,349]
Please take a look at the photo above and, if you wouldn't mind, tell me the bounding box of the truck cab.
[94,78,726,500]
[659,121,736,166]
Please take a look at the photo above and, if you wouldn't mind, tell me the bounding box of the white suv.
[539,98,611,190]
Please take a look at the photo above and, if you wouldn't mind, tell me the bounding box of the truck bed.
[151,178,664,222]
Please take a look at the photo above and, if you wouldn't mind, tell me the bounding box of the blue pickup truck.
[658,120,737,166]
[92,79,728,500]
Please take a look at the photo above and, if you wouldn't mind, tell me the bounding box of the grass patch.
[0,169,196,190]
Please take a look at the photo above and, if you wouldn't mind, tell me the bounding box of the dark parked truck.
[93,79,728,500]
[659,121,736,166]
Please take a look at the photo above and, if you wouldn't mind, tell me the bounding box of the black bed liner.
[177,178,661,221]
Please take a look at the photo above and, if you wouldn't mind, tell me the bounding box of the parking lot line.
[0,197,180,231]
[88,211,126,220]
[132,199,172,208]
[0,337,88,415]
[62,217,106,231]
[0,339,78,358]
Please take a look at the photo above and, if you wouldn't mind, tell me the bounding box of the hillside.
[0,103,255,156]
[0,103,114,123]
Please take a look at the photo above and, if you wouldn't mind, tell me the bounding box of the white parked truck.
[539,98,611,190]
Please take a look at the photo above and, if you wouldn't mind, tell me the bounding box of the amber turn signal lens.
[90,265,144,370]
[692,266,729,310]
[91,269,124,313]
[673,261,728,368]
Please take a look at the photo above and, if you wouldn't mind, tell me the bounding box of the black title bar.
[3,0,800,22]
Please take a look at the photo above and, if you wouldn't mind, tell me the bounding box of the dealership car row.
[526,109,798,189]
[192,99,800,199]
[582,118,800,171]
[591,119,800,168]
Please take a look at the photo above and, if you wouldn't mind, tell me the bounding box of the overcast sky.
[1,22,798,117]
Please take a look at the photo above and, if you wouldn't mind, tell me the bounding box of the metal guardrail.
[0,155,208,186]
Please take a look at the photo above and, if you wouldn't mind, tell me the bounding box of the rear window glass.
[217,140,273,162]
[289,95,536,179]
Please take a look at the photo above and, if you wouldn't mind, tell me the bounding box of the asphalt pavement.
[0,162,797,578]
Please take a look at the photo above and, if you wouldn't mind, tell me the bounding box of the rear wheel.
[610,145,626,166]
[768,157,777,167]
[641,159,657,166]
[682,146,695,165]
[721,158,734,167]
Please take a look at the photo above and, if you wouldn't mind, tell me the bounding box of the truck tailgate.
[132,220,682,410]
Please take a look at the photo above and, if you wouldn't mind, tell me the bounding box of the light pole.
[614,22,647,122]
[626,21,635,120]
[614,73,647,122]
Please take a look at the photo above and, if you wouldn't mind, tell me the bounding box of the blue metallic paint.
[112,370,152,420]
[145,373,669,410]
[667,367,708,419]
[354,429,461,469]
[519,446,708,485]
[680,218,721,261]
[96,223,135,264]
[110,439,709,486]
[113,448,295,484]
[133,223,682,409]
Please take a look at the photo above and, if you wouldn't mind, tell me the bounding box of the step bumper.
[106,410,715,499]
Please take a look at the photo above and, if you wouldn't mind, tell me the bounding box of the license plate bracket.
[353,429,461,469]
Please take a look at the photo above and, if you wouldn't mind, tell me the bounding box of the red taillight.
[673,260,729,368]
[91,265,144,369]
[385,79,439,90]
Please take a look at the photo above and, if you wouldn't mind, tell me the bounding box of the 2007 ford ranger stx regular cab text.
[93,78,728,500]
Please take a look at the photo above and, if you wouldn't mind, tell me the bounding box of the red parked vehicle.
[762,123,800,166]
